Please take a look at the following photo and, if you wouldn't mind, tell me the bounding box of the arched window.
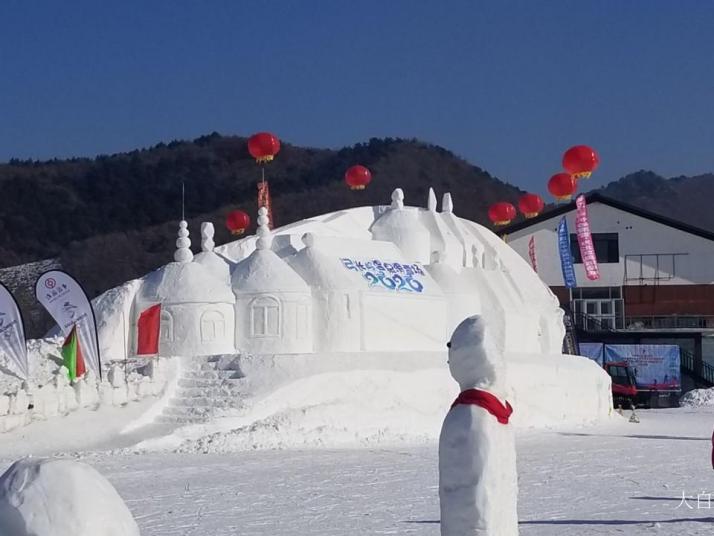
[250,296,280,337]
[200,310,225,342]
[160,310,174,342]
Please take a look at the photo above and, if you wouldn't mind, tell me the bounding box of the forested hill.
[0,134,522,300]
[597,170,714,231]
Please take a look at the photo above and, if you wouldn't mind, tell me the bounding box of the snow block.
[9,390,28,416]
[108,364,125,388]
[99,380,114,406]
[0,458,140,536]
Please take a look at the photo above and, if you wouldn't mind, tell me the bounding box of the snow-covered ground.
[2,407,713,535]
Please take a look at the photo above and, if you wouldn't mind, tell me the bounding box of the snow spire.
[174,220,193,263]
[256,206,273,250]
[391,188,405,209]
[427,188,437,212]
[442,193,453,214]
[302,232,316,249]
[200,222,215,253]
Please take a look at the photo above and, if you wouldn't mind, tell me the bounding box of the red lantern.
[248,132,280,163]
[488,202,517,226]
[518,193,545,218]
[562,145,599,179]
[225,210,251,236]
[345,165,372,190]
[548,173,577,201]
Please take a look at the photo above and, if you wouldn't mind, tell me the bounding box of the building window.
[160,310,174,342]
[250,297,280,337]
[570,233,619,264]
[200,310,225,342]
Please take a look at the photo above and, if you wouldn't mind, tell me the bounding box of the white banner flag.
[0,283,29,379]
[35,270,102,378]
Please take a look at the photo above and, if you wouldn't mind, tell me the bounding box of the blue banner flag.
[558,217,577,288]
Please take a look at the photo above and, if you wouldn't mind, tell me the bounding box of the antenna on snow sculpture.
[201,222,215,253]
[175,221,193,263]
[428,188,437,212]
[256,207,273,250]
[391,188,405,209]
[181,181,185,221]
[442,193,454,213]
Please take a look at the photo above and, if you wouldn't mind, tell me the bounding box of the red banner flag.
[137,304,161,355]
[528,235,538,273]
[575,195,600,280]
[61,325,86,381]
[257,181,274,230]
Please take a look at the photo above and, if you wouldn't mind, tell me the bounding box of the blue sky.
[2,1,714,193]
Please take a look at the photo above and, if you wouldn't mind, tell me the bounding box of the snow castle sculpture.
[108,188,568,359]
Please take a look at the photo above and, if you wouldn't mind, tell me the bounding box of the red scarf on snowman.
[451,389,513,425]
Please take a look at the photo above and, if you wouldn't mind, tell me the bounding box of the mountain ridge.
[1,134,711,336]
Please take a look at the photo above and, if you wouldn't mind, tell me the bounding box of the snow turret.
[232,208,308,293]
[439,192,483,267]
[200,222,215,252]
[419,188,463,270]
[194,222,231,283]
[391,188,405,209]
[174,221,193,263]
[442,193,454,214]
[371,188,431,264]
[427,188,437,212]
[232,207,312,354]
[256,207,273,251]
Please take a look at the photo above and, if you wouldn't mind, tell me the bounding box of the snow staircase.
[156,355,248,424]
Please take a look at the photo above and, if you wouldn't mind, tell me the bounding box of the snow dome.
[133,221,236,357]
[232,208,312,354]
[193,222,232,284]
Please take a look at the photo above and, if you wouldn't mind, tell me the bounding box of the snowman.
[439,315,518,536]
[0,458,140,536]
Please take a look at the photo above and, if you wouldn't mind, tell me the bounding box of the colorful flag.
[137,304,161,356]
[528,235,538,273]
[257,180,274,229]
[558,217,577,288]
[35,270,102,379]
[575,195,600,280]
[62,325,86,381]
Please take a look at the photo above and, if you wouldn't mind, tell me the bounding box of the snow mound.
[0,458,139,536]
[680,387,714,407]
[171,369,458,453]
[0,337,63,394]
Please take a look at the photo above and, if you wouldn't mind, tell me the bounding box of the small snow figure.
[439,315,518,536]
[629,402,640,424]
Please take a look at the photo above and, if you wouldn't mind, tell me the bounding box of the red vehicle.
[604,361,638,406]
